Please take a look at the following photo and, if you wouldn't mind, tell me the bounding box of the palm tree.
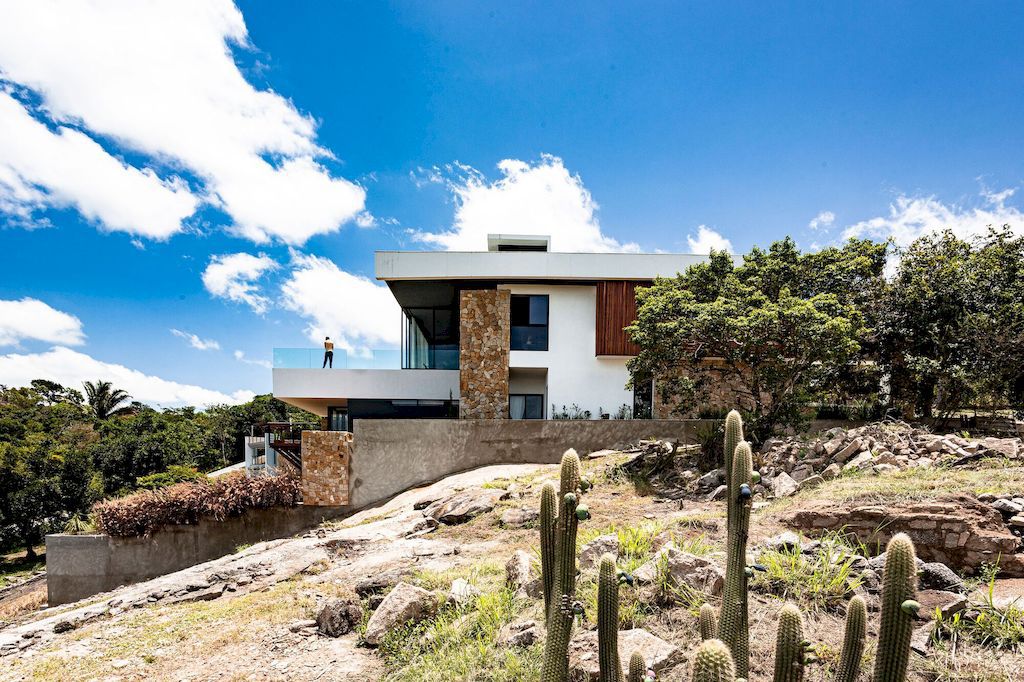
[83,380,133,420]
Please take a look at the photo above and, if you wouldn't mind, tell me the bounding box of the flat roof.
[375,250,714,282]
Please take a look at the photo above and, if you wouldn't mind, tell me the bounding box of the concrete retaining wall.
[348,418,707,509]
[46,504,345,606]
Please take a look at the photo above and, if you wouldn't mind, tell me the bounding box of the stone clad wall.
[301,430,352,506]
[459,289,511,419]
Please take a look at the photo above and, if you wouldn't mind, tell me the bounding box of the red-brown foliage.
[91,473,301,537]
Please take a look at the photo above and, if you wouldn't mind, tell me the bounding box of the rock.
[569,628,682,680]
[798,475,824,491]
[500,507,539,528]
[316,596,363,637]
[496,619,542,647]
[872,463,900,476]
[289,619,317,632]
[914,590,968,621]
[763,531,805,553]
[910,622,935,655]
[820,463,841,480]
[587,449,618,459]
[771,472,799,498]
[505,550,541,598]
[355,569,408,598]
[843,452,874,472]
[423,488,509,525]
[867,551,926,574]
[833,437,864,463]
[633,546,724,595]
[698,468,723,489]
[823,436,846,456]
[705,485,728,502]
[579,534,620,570]
[1009,514,1024,528]
[447,578,480,607]
[919,562,966,593]
[363,582,438,646]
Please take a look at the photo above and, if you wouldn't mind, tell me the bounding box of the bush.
[136,465,207,490]
[92,473,301,537]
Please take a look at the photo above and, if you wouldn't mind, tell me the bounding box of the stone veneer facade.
[300,430,352,506]
[459,289,511,419]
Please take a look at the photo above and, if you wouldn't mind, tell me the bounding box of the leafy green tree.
[83,380,134,421]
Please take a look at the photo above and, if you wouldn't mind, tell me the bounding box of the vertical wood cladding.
[595,281,649,356]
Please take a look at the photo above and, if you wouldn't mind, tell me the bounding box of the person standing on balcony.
[322,336,334,368]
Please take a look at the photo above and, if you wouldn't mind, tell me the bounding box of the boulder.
[820,463,841,480]
[569,628,682,680]
[763,531,805,553]
[705,485,728,502]
[423,488,509,525]
[771,472,799,498]
[843,452,873,472]
[798,475,824,491]
[914,590,968,621]
[505,549,542,598]
[919,562,966,593]
[698,468,723,489]
[579,534,620,570]
[447,578,480,607]
[833,437,864,463]
[500,507,539,528]
[316,596,363,637]
[633,546,724,595]
[363,582,438,646]
[496,619,542,647]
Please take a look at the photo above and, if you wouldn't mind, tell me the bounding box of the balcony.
[273,348,401,369]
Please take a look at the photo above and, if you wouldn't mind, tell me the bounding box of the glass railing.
[273,348,401,369]
[401,348,460,370]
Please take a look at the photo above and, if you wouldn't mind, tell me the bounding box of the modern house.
[272,235,709,430]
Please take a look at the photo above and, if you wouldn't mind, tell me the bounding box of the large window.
[510,394,544,419]
[510,295,549,351]
[402,306,459,369]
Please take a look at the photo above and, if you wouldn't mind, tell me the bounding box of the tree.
[83,380,134,421]
[626,239,878,441]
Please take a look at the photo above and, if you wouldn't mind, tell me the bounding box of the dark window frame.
[509,393,545,419]
[510,294,549,351]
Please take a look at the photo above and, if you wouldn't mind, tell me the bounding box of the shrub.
[135,465,207,490]
[92,473,301,537]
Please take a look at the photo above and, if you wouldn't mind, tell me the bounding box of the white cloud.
[0,346,253,407]
[685,225,734,254]
[0,1,364,244]
[0,297,85,347]
[170,328,220,351]
[202,252,279,314]
[234,349,272,369]
[413,155,639,252]
[843,189,1022,249]
[280,252,400,351]
[808,210,836,231]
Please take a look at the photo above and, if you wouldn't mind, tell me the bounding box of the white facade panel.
[273,368,460,401]
[503,284,633,419]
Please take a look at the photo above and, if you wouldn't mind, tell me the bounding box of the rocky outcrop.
[632,545,724,595]
[422,488,509,525]
[363,582,438,646]
[316,595,363,637]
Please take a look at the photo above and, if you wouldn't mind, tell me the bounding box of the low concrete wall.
[349,419,706,509]
[46,504,345,606]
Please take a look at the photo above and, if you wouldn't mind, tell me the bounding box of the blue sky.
[1,1,1022,406]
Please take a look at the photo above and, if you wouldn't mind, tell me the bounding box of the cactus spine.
[719,439,753,677]
[872,533,918,682]
[627,652,646,682]
[835,595,866,682]
[540,481,558,612]
[692,639,736,682]
[699,603,718,641]
[598,553,621,682]
[771,603,806,682]
[540,450,583,682]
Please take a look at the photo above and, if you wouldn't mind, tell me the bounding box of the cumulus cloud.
[170,329,220,351]
[413,155,639,252]
[202,252,279,314]
[280,252,400,351]
[686,225,734,254]
[843,189,1022,248]
[808,211,836,231]
[0,1,364,244]
[0,346,253,407]
[234,349,272,369]
[0,298,85,347]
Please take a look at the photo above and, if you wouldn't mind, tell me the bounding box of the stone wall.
[653,358,763,419]
[459,289,510,419]
[300,430,352,506]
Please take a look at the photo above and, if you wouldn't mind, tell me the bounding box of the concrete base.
[46,504,346,606]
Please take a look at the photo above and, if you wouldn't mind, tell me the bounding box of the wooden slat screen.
[595,280,649,356]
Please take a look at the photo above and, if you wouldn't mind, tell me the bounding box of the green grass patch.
[0,549,45,588]
[751,533,864,612]
[934,575,1024,653]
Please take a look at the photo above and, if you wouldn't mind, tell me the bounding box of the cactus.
[598,553,621,682]
[627,652,646,682]
[719,440,753,677]
[835,595,866,682]
[540,449,584,682]
[692,639,736,682]
[772,603,806,682]
[699,603,718,641]
[723,410,743,495]
[540,481,557,612]
[872,533,918,682]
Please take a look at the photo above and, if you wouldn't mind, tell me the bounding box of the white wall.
[502,284,633,419]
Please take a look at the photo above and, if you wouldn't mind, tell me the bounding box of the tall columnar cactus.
[723,410,744,496]
[835,595,866,682]
[699,603,718,641]
[540,481,558,612]
[719,440,753,677]
[692,639,736,682]
[627,652,647,682]
[872,533,919,682]
[598,553,621,682]
[540,449,584,682]
[771,603,807,682]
